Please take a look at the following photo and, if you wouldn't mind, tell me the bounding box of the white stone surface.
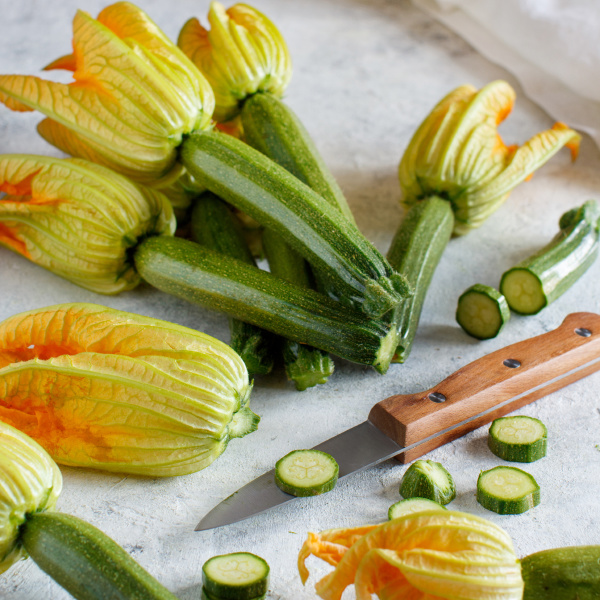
[1,0,599,598]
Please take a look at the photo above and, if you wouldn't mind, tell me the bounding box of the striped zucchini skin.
[180,130,408,318]
[21,512,178,600]
[191,193,276,376]
[135,236,396,373]
[387,197,454,362]
[241,93,355,223]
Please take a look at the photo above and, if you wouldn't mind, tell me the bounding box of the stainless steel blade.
[196,421,403,531]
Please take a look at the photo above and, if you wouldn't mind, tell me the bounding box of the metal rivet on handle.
[575,328,592,338]
[428,392,446,403]
[503,358,521,369]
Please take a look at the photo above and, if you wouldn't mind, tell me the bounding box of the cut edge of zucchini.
[388,497,447,520]
[477,466,540,514]
[488,416,547,462]
[202,552,269,600]
[500,269,546,315]
[274,449,339,497]
[456,284,510,339]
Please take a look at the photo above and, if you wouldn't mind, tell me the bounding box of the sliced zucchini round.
[456,284,510,340]
[488,416,547,462]
[399,459,456,505]
[388,497,447,520]
[202,552,269,600]
[274,449,339,497]
[477,466,540,514]
[500,269,546,315]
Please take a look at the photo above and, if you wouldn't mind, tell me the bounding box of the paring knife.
[196,312,600,531]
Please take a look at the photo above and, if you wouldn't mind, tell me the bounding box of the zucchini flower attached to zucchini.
[298,510,524,600]
[0,303,255,476]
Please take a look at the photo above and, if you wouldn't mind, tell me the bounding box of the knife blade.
[196,312,600,531]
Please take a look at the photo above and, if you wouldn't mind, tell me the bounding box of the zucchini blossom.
[0,420,62,574]
[0,155,175,294]
[299,510,524,600]
[0,303,255,477]
[399,80,581,234]
[178,2,292,122]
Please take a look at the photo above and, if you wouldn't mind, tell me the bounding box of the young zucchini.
[477,466,540,514]
[191,193,277,376]
[500,200,600,315]
[456,284,510,340]
[488,416,547,462]
[275,449,339,497]
[388,498,446,520]
[20,512,178,600]
[521,546,600,600]
[181,130,409,318]
[399,459,456,505]
[134,236,397,373]
[202,552,269,600]
[386,197,454,362]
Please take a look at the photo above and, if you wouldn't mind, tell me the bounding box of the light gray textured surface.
[0,0,599,598]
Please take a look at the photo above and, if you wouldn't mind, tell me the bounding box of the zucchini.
[202,552,269,600]
[201,590,266,600]
[191,193,277,376]
[262,227,335,390]
[399,459,456,505]
[20,511,177,600]
[521,546,600,600]
[488,416,547,462]
[240,92,355,223]
[477,466,540,514]
[134,236,397,373]
[386,197,454,362]
[500,200,600,315]
[274,449,339,497]
[456,284,510,340]
[180,130,409,318]
[388,498,446,520]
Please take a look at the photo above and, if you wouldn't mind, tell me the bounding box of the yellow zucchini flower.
[0,420,62,574]
[0,303,255,477]
[0,2,213,207]
[299,510,523,600]
[178,2,292,122]
[399,80,581,234]
[0,155,175,294]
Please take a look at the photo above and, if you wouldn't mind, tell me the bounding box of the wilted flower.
[0,303,255,477]
[399,81,580,234]
[0,420,62,574]
[179,2,292,122]
[0,155,175,294]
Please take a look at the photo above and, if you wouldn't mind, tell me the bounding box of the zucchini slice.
[399,459,456,505]
[500,200,600,315]
[477,466,540,514]
[456,284,510,340]
[202,552,269,600]
[388,498,446,520]
[274,449,339,497]
[488,416,547,462]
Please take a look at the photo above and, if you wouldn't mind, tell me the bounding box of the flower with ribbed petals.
[179,2,292,122]
[0,155,175,294]
[0,303,255,477]
[0,2,214,192]
[399,80,581,234]
[0,420,62,574]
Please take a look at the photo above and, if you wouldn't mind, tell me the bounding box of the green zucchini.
[388,498,446,520]
[500,200,600,315]
[386,197,454,362]
[262,227,335,390]
[20,511,177,600]
[180,130,409,318]
[456,284,510,340]
[275,449,339,497]
[241,92,355,223]
[202,552,269,600]
[477,466,540,514]
[134,236,397,373]
[399,459,456,505]
[191,193,277,376]
[521,546,600,600]
[488,416,547,462]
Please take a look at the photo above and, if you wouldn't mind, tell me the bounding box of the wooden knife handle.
[368,312,600,463]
